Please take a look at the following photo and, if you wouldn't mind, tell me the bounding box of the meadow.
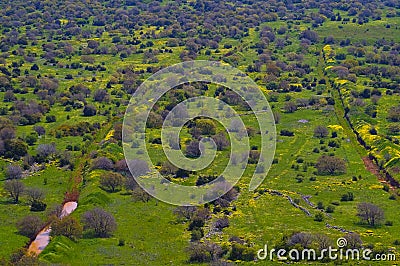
[0,0,399,265]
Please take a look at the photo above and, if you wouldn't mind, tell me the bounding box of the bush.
[280,130,294,137]
[186,140,201,158]
[191,228,204,241]
[100,172,124,192]
[187,242,222,263]
[118,239,125,246]
[132,187,152,202]
[30,200,47,212]
[215,217,229,230]
[228,243,256,261]
[326,205,335,213]
[314,212,324,222]
[45,115,56,123]
[83,104,97,116]
[51,216,83,240]
[382,184,390,192]
[341,192,354,202]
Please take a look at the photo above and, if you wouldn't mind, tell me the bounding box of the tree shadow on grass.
[82,230,112,239]
[353,221,383,229]
[0,198,19,205]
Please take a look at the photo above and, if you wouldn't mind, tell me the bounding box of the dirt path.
[362,157,397,190]
[28,201,78,256]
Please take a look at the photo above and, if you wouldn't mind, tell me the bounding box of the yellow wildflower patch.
[369,184,383,190]
[335,79,348,85]
[105,129,115,141]
[328,125,344,131]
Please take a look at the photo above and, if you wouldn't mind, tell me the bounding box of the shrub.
[229,243,256,261]
[326,205,335,213]
[30,200,47,212]
[280,130,294,136]
[191,228,204,241]
[186,140,201,158]
[51,216,83,240]
[187,241,222,263]
[45,115,56,123]
[83,104,97,116]
[132,187,152,202]
[118,239,125,246]
[100,172,124,192]
[283,101,297,113]
[314,212,324,222]
[215,217,229,230]
[341,192,354,202]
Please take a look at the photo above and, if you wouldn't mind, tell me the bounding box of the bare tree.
[93,89,109,102]
[36,143,57,158]
[289,232,313,248]
[4,180,25,203]
[26,187,45,204]
[125,176,139,191]
[314,125,329,138]
[212,132,229,151]
[173,206,197,221]
[186,140,201,158]
[314,234,333,250]
[357,202,384,226]
[273,111,281,124]
[229,119,242,132]
[283,101,297,113]
[82,208,116,237]
[91,157,114,170]
[171,104,189,126]
[127,159,149,177]
[315,155,346,175]
[5,164,23,179]
[344,233,362,249]
[132,187,152,202]
[16,215,44,239]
